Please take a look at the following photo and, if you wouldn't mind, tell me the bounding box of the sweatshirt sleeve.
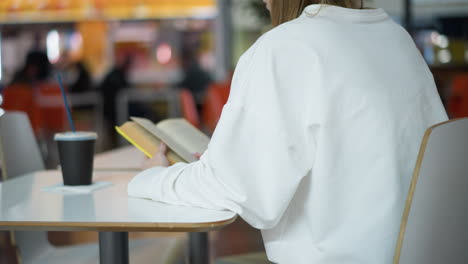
[128,35,320,229]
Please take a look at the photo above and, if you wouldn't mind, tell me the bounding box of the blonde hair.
[271,0,362,27]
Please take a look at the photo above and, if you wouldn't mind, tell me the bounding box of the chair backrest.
[0,111,45,179]
[448,75,468,118]
[394,118,468,264]
[36,83,67,132]
[179,89,200,128]
[201,83,230,133]
[1,84,42,134]
[0,111,53,263]
[2,84,34,111]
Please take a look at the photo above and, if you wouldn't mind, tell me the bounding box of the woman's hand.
[142,142,170,170]
[141,142,205,170]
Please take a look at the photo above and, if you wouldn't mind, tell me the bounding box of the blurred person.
[10,50,52,86]
[99,55,156,147]
[68,61,92,93]
[178,45,213,106]
[128,1,448,263]
[99,56,133,146]
[58,53,93,94]
[4,50,52,134]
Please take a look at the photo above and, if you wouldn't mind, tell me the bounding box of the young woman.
[128,0,448,263]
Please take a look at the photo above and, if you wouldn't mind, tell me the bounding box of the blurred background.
[0,0,468,263]
[2,0,468,160]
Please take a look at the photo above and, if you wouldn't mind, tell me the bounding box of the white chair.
[0,111,186,264]
[394,118,468,264]
[0,111,45,179]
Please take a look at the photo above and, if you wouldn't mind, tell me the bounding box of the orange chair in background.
[36,83,67,133]
[201,82,231,133]
[1,84,42,134]
[179,89,200,128]
[448,75,468,118]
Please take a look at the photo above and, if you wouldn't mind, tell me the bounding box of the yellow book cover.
[115,117,210,164]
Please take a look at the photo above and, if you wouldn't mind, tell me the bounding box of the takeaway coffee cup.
[54,132,98,186]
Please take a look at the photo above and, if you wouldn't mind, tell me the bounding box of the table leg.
[99,232,129,264]
[189,232,209,264]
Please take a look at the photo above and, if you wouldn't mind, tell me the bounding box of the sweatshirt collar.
[302,4,389,23]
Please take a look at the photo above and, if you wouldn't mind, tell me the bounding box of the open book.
[116,117,210,164]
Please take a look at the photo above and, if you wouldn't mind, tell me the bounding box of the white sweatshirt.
[128,5,448,264]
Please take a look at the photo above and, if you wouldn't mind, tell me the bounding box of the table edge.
[0,215,238,232]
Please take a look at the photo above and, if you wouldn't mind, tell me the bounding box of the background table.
[93,146,145,171]
[0,170,237,263]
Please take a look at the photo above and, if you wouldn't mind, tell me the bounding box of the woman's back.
[128,5,448,264]
[253,5,448,263]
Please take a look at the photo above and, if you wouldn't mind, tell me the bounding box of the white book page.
[131,117,209,162]
[156,119,209,151]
